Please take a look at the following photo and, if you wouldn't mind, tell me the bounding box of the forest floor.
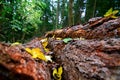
[0,17,120,80]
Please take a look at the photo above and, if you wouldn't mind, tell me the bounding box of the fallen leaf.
[104,8,119,18]
[104,8,113,17]
[25,47,52,62]
[41,38,50,52]
[53,66,63,80]
[56,37,62,40]
[25,48,32,54]
[11,42,21,46]
[63,38,72,43]
[31,48,47,61]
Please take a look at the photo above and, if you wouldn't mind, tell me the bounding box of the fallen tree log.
[48,38,120,80]
[45,17,120,39]
[0,42,51,80]
[45,17,120,80]
[0,17,120,80]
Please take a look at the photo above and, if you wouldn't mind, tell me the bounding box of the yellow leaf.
[31,48,40,58]
[25,47,52,62]
[11,42,21,46]
[32,48,40,54]
[111,15,118,18]
[42,40,48,47]
[79,37,85,40]
[25,48,32,54]
[112,10,119,15]
[53,66,63,80]
[52,35,55,38]
[37,53,47,61]
[58,66,63,78]
[25,48,47,61]
[53,68,58,79]
[104,8,113,17]
[44,48,50,52]
[31,48,47,61]
[41,38,50,52]
[56,37,62,40]
[104,8,119,18]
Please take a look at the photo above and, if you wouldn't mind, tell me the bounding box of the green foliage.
[0,0,120,42]
[63,38,72,43]
[104,8,119,18]
[0,0,46,42]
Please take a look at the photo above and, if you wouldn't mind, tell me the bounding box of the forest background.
[0,0,120,42]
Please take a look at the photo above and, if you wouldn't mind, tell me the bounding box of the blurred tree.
[74,0,84,24]
[95,0,114,17]
[56,0,60,29]
[0,0,120,42]
[68,0,74,26]
[61,0,69,27]
[39,0,55,35]
[85,0,96,21]
[85,0,120,22]
[0,0,45,42]
[61,0,65,27]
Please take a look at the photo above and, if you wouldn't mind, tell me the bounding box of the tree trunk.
[47,17,120,80]
[85,0,96,21]
[68,0,74,27]
[56,0,60,29]
[93,0,96,17]
[74,0,84,24]
[61,0,65,27]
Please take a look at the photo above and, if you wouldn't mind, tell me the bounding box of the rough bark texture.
[45,17,120,39]
[46,17,120,80]
[0,17,120,80]
[0,42,51,80]
[48,38,120,80]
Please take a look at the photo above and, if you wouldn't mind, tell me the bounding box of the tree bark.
[74,0,84,24]
[61,0,65,27]
[48,38,120,80]
[45,17,120,39]
[93,0,96,17]
[56,0,60,29]
[68,0,74,27]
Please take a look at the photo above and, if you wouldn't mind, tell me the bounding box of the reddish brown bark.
[45,17,120,39]
[1,17,120,80]
[0,42,51,80]
[48,38,120,80]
